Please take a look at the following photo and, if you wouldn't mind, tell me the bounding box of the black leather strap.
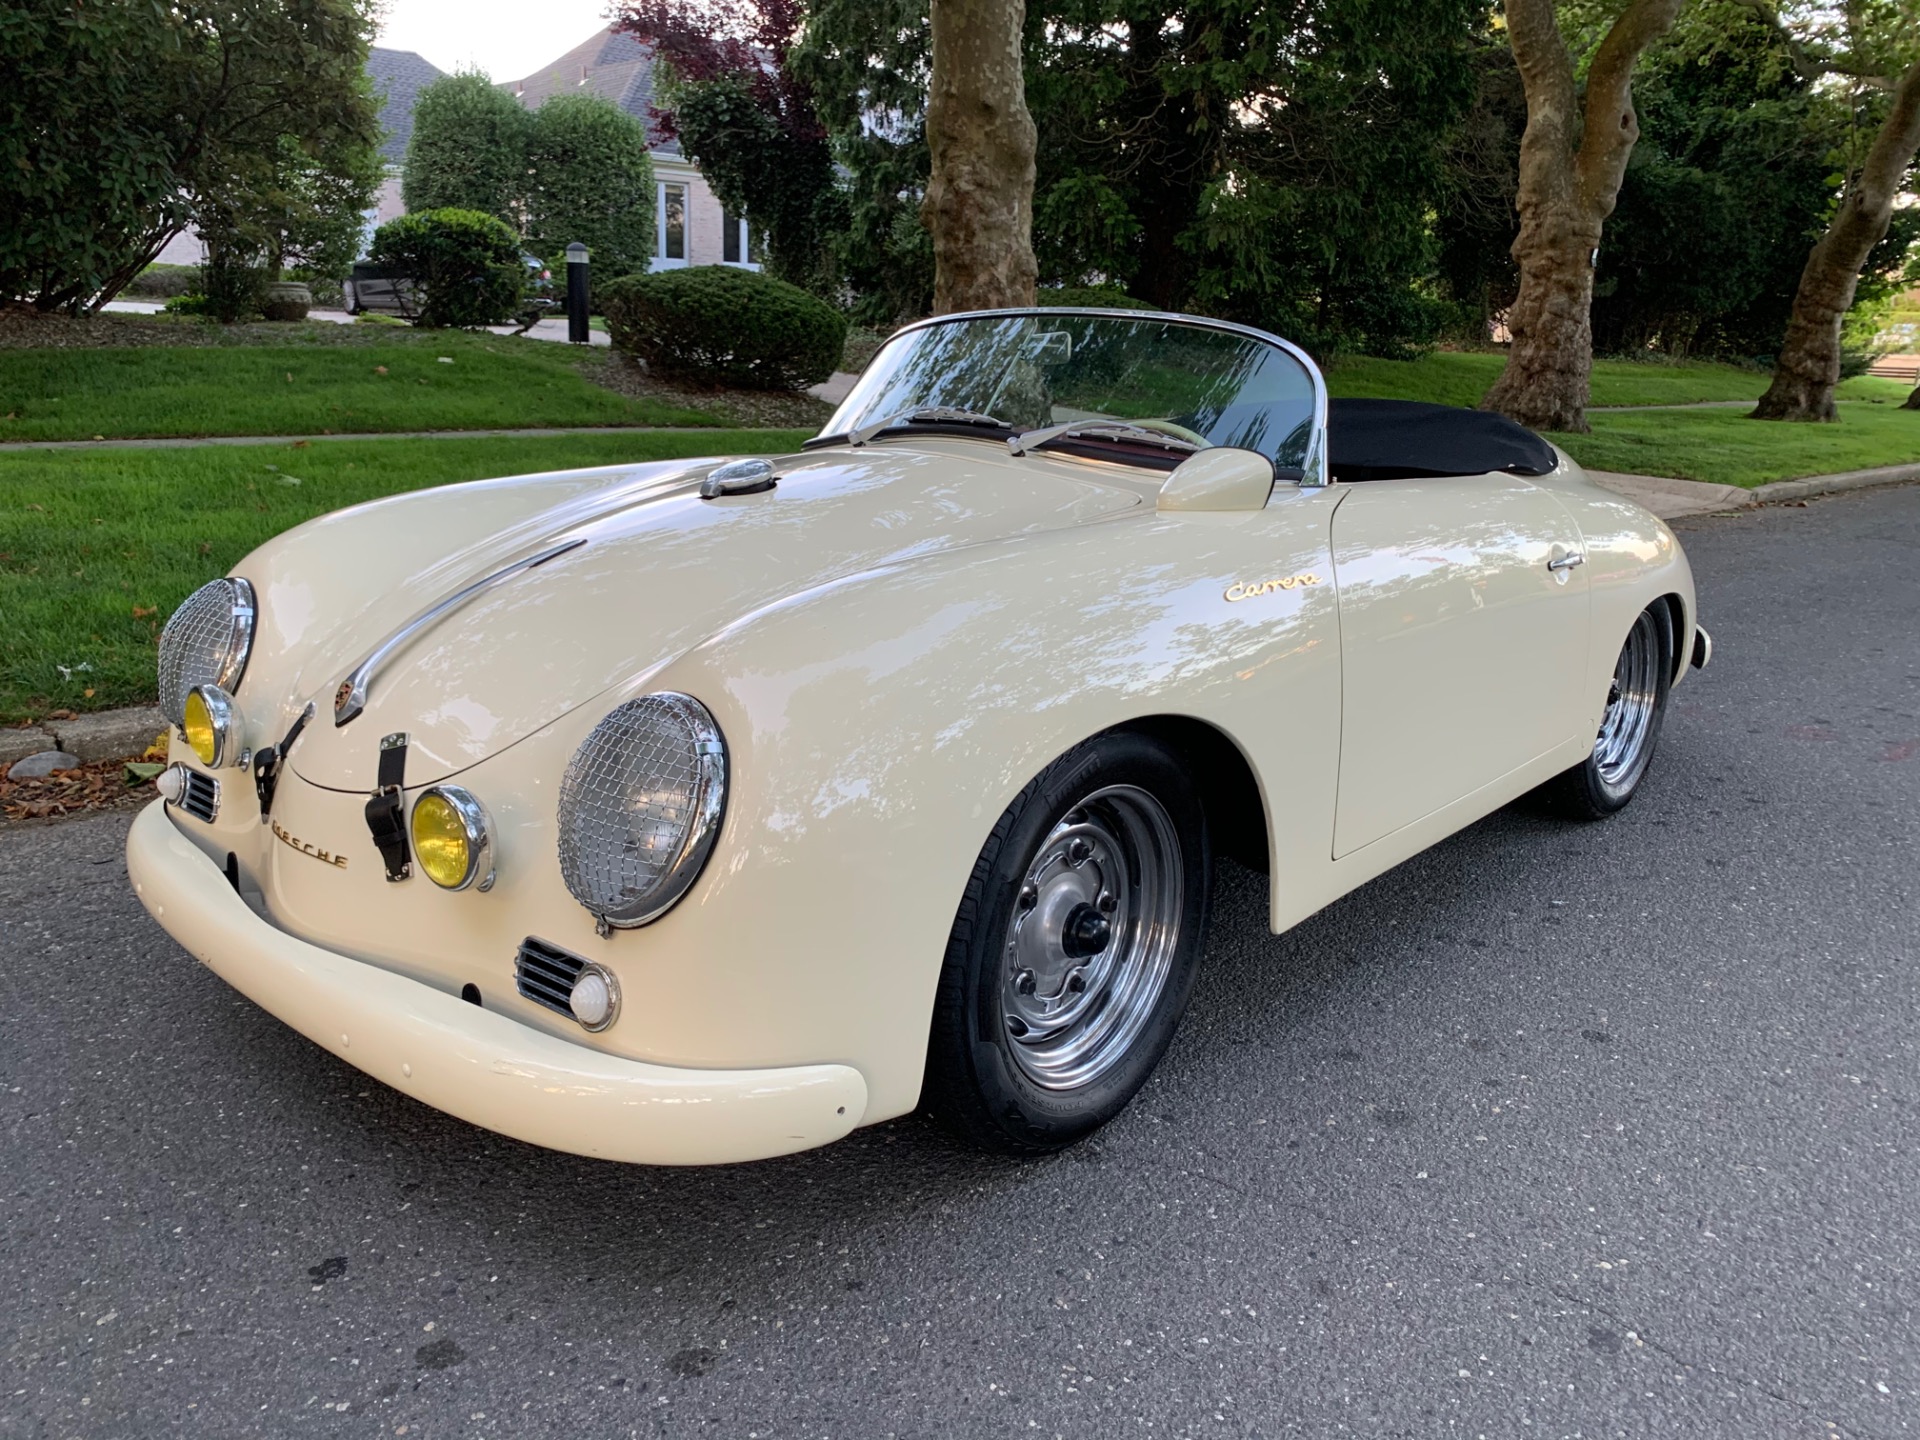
[364,733,411,882]
[253,703,314,817]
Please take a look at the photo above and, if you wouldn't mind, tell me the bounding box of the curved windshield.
[821,311,1322,473]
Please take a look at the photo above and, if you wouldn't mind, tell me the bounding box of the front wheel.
[922,732,1211,1154]
[1545,604,1673,819]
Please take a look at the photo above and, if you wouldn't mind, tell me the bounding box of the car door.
[1329,473,1589,858]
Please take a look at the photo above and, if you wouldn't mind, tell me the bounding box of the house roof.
[366,47,447,166]
[502,26,680,155]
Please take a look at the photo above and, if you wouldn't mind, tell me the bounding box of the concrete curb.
[4,706,167,776]
[1747,462,1920,505]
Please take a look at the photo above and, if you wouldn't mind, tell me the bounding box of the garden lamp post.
[566,243,589,344]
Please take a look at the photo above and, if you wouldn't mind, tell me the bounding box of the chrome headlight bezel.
[410,785,494,893]
[158,577,256,727]
[556,692,728,931]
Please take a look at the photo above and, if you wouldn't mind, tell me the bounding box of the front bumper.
[125,800,867,1165]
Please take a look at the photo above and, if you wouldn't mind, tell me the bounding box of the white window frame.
[721,209,760,270]
[653,181,690,270]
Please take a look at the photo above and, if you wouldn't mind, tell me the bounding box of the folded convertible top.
[1327,398,1559,483]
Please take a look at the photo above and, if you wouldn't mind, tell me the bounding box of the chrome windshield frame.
[814,307,1331,488]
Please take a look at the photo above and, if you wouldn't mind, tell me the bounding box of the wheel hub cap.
[1001,785,1183,1090]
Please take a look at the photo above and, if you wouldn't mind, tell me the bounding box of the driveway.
[3,486,1916,1438]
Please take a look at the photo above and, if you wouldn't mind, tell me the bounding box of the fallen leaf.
[92,434,104,441]
[47,709,76,720]
[132,605,156,619]
[26,503,44,512]
[374,365,389,375]
[83,687,94,698]
[125,761,166,783]
[286,372,293,383]
[291,439,310,448]
[198,541,212,556]
[437,356,454,364]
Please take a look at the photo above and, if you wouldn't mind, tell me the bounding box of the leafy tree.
[923,0,1038,311]
[1743,0,1920,421]
[803,0,1485,357]
[613,0,843,290]
[1477,0,1688,435]
[524,94,657,278]
[0,0,381,314]
[401,71,532,223]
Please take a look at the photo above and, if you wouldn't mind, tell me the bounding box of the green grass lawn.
[1326,348,1914,409]
[0,429,810,721]
[1551,402,1920,487]
[0,330,721,441]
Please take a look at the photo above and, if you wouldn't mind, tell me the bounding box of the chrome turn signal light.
[182,685,236,768]
[567,962,620,1031]
[410,785,494,892]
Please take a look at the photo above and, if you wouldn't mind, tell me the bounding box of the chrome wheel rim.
[1594,612,1661,792]
[1000,785,1184,1091]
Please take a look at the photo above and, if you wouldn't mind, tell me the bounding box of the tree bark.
[922,0,1038,313]
[1753,56,1920,422]
[1480,0,1684,434]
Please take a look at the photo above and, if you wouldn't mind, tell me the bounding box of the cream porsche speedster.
[128,309,1710,1163]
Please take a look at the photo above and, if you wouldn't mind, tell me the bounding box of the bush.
[368,209,523,328]
[401,73,531,223]
[525,94,655,282]
[1036,285,1156,310]
[602,266,848,390]
[124,264,201,300]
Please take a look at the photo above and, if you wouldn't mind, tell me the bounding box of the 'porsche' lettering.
[272,818,348,869]
[1225,573,1322,602]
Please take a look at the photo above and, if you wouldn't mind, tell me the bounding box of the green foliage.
[0,0,381,315]
[401,72,532,223]
[601,266,849,389]
[198,237,273,324]
[125,266,203,301]
[369,210,525,328]
[524,94,657,280]
[1036,286,1155,310]
[800,1,1484,356]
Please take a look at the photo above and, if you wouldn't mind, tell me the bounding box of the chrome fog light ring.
[411,785,494,892]
[183,684,237,768]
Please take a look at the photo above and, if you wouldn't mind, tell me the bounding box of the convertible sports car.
[128,308,1710,1164]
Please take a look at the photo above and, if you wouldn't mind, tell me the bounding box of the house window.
[723,209,746,265]
[656,182,688,268]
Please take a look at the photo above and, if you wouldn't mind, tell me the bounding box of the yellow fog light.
[182,685,234,767]
[411,786,492,891]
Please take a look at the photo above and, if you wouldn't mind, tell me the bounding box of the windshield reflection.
[826,313,1318,471]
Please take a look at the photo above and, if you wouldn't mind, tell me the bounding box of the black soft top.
[1327,399,1559,483]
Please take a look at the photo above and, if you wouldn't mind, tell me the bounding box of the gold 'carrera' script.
[1224,573,1322,603]
[272,818,348,869]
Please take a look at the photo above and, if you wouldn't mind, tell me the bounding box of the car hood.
[288,443,1143,790]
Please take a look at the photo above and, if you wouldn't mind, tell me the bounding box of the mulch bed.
[585,351,835,430]
[0,301,405,350]
[2,755,164,824]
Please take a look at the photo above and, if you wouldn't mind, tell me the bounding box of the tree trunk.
[922,0,1038,313]
[1754,56,1920,422]
[1480,0,1683,434]
[1904,383,1920,411]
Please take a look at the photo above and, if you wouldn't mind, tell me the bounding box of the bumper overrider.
[125,800,867,1165]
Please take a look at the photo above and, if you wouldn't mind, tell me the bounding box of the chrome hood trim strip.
[332,538,587,727]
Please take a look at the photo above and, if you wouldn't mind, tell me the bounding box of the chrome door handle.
[1546,550,1585,573]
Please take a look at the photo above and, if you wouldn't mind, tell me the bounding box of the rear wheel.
[922,732,1211,1154]
[1546,604,1673,819]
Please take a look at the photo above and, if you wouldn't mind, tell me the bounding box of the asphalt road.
[4,484,1917,1440]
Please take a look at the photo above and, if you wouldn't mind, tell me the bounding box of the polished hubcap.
[1001,785,1183,1090]
[1594,612,1660,791]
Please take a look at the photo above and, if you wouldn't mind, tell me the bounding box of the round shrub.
[368,208,523,328]
[601,265,848,390]
[1036,285,1156,310]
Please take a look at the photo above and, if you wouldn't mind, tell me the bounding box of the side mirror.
[1156,447,1276,512]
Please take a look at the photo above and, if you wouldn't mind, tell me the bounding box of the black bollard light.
[566,242,590,344]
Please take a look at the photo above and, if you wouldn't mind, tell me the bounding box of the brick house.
[161,30,754,274]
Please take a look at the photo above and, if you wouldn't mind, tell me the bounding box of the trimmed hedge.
[601,265,847,390]
[368,208,523,329]
[1036,285,1156,310]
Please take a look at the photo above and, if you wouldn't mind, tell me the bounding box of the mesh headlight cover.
[157,578,256,727]
[557,693,727,928]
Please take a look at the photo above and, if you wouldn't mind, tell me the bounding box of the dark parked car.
[344,253,553,329]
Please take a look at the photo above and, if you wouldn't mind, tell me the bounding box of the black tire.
[1544,602,1674,820]
[921,731,1212,1154]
